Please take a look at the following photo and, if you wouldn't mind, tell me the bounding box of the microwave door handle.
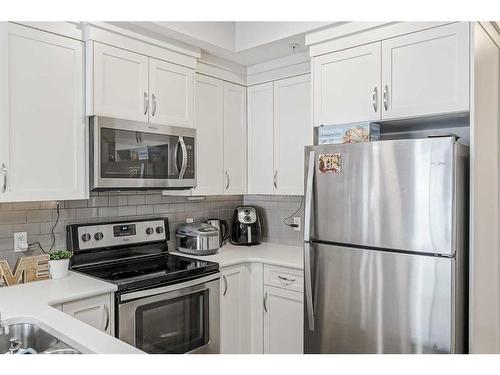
[179,136,187,178]
[174,138,181,175]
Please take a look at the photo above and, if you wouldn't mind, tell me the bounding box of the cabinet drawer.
[264,265,303,292]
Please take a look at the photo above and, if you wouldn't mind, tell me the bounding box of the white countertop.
[0,242,301,354]
[172,242,303,269]
[0,271,142,354]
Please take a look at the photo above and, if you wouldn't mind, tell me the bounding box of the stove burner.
[109,269,148,280]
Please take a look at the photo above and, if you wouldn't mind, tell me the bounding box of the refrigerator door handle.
[304,150,315,241]
[304,242,315,331]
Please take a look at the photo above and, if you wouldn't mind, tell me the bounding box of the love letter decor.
[0,254,50,286]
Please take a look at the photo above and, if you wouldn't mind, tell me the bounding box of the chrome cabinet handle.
[304,243,315,331]
[1,163,6,193]
[263,292,268,313]
[278,275,296,283]
[225,171,230,190]
[273,170,278,190]
[143,91,149,115]
[179,136,187,179]
[372,87,378,112]
[222,275,228,296]
[103,304,110,332]
[383,85,389,111]
[151,93,157,116]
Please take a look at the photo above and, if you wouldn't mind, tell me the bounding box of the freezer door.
[304,243,459,354]
[305,137,463,256]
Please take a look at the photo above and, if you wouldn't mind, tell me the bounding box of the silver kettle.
[206,218,229,247]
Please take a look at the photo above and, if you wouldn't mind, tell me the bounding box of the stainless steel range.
[67,218,220,354]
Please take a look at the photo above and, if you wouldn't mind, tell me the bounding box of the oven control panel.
[73,219,168,251]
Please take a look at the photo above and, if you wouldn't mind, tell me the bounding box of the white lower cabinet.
[219,264,250,353]
[219,262,303,354]
[263,285,303,354]
[62,293,114,335]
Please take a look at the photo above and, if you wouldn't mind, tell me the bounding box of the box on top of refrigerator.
[314,122,380,145]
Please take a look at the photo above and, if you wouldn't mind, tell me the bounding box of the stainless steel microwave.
[90,116,196,190]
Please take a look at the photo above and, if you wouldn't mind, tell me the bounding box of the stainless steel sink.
[0,323,80,354]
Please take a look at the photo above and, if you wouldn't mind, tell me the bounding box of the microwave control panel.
[184,137,195,179]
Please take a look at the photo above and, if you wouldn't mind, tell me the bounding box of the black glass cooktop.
[74,253,219,292]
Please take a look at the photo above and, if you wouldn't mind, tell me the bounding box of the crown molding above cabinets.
[197,53,247,86]
[246,51,310,86]
[83,22,201,70]
[9,21,85,41]
[306,21,454,57]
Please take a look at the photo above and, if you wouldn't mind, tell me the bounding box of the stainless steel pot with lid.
[175,222,220,255]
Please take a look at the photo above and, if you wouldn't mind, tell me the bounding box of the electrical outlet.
[186,218,194,223]
[14,232,28,252]
[293,217,301,232]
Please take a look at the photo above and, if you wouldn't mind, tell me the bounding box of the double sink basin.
[1,322,80,354]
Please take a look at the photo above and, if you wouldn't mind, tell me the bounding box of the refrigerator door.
[305,137,461,256]
[304,243,458,354]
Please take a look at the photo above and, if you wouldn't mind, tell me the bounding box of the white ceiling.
[111,21,339,66]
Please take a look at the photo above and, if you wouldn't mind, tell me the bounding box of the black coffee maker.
[231,205,262,246]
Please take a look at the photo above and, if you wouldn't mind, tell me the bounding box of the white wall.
[152,21,236,51]
[235,21,332,51]
[470,22,500,353]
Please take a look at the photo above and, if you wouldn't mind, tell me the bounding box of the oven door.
[90,116,196,190]
[118,273,220,354]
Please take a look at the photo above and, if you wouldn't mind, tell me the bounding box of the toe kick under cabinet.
[219,262,304,354]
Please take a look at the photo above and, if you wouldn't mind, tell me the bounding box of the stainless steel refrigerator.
[303,136,468,354]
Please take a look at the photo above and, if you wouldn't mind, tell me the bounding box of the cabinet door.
[381,22,469,120]
[193,74,224,195]
[149,58,194,127]
[273,74,312,195]
[62,294,113,335]
[220,264,250,353]
[92,42,149,122]
[247,82,274,195]
[223,82,247,195]
[313,42,381,126]
[263,285,303,354]
[0,23,86,202]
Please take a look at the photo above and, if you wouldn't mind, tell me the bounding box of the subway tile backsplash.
[0,192,242,268]
[0,192,303,271]
[244,195,304,247]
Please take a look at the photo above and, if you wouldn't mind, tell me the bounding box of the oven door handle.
[119,272,220,302]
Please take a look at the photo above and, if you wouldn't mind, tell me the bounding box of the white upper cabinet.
[149,58,194,127]
[223,82,247,195]
[312,23,470,125]
[381,22,469,120]
[92,42,149,122]
[273,75,311,195]
[193,74,224,195]
[90,42,194,127]
[247,82,274,195]
[0,23,86,202]
[313,42,381,126]
[247,74,311,196]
